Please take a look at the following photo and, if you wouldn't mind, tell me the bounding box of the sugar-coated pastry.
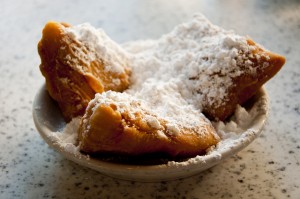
[201,39,285,121]
[38,22,131,122]
[78,92,220,157]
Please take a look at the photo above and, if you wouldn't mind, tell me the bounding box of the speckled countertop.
[1,0,299,198]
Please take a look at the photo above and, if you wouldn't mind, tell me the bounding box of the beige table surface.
[0,0,299,198]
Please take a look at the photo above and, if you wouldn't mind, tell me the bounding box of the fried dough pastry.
[202,39,285,121]
[78,92,220,157]
[38,22,131,121]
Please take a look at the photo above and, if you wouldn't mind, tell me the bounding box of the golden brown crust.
[202,39,285,121]
[78,96,220,157]
[38,22,131,122]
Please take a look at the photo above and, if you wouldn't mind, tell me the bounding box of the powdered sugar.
[126,14,256,112]
[47,117,83,158]
[64,23,131,87]
[144,115,161,130]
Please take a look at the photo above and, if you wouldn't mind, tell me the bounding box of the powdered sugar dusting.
[127,14,256,110]
[55,94,267,165]
[62,14,259,131]
[47,117,84,158]
[47,14,268,164]
[64,23,131,87]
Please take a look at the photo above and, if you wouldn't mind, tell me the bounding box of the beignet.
[201,39,285,121]
[38,22,131,121]
[78,92,220,157]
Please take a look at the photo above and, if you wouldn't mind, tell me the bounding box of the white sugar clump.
[145,115,161,130]
[166,123,180,136]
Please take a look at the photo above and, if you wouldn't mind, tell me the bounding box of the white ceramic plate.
[33,84,268,182]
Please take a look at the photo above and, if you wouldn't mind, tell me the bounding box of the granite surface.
[0,0,300,198]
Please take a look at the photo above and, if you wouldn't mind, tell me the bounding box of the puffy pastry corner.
[202,39,285,121]
[38,21,131,122]
[78,92,220,157]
